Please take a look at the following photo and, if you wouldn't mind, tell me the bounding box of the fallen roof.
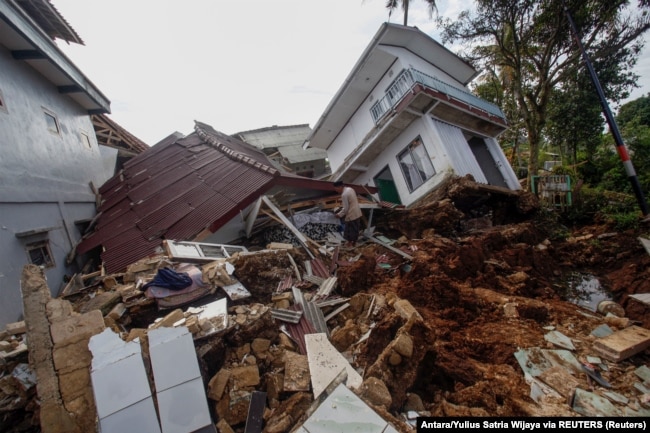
[77,121,375,274]
[91,113,149,154]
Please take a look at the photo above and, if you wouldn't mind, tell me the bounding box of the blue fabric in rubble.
[141,267,193,291]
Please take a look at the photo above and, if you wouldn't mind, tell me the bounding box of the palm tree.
[385,0,438,26]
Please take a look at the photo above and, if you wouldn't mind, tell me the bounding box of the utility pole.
[563,0,649,216]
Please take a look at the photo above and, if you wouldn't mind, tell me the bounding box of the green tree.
[586,95,650,196]
[440,0,650,190]
[545,71,603,166]
[385,0,438,26]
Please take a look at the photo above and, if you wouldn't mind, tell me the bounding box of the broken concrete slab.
[571,387,622,416]
[304,333,363,399]
[592,325,650,362]
[537,365,581,398]
[544,330,575,351]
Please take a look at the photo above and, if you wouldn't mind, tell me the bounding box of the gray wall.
[0,45,115,327]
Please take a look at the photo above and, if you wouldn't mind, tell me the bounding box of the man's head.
[333,180,344,191]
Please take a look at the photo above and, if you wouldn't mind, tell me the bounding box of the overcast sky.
[53,0,650,146]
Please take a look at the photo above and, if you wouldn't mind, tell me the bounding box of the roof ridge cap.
[194,123,278,176]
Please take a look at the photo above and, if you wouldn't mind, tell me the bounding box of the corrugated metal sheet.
[77,121,376,274]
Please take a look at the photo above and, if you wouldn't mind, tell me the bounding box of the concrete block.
[50,310,105,346]
[52,340,92,374]
[6,321,26,335]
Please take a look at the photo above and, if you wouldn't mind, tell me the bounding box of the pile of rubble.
[2,176,650,432]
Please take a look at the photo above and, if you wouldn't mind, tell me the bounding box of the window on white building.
[80,131,92,149]
[26,241,55,268]
[398,136,436,192]
[43,109,60,134]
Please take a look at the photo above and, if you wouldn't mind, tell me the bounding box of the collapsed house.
[74,121,379,276]
[2,175,650,433]
[304,22,521,207]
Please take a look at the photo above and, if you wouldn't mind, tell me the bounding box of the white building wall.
[0,45,115,326]
[327,46,470,177]
[350,117,458,207]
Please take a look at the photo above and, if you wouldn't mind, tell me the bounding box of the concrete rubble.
[2,175,650,432]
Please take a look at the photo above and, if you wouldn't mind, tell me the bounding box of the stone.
[278,333,295,351]
[251,338,271,355]
[235,343,251,361]
[266,373,284,400]
[388,351,402,365]
[150,309,184,329]
[58,367,91,401]
[79,291,121,315]
[283,352,310,392]
[358,376,392,409]
[393,299,422,321]
[218,389,251,426]
[208,369,232,401]
[46,298,74,320]
[392,333,413,357]
[52,340,92,374]
[404,392,426,412]
[39,399,83,433]
[107,303,127,321]
[230,364,260,389]
[216,418,235,433]
[5,321,26,335]
[49,310,105,347]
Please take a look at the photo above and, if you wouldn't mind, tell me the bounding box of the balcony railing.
[370,67,505,124]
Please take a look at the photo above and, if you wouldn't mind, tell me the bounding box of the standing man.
[333,181,363,247]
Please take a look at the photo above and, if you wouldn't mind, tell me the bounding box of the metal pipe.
[563,0,649,216]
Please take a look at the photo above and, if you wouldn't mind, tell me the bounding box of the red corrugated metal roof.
[77,121,379,274]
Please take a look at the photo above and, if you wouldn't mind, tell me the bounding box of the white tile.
[90,339,154,419]
[149,326,201,391]
[156,378,212,433]
[98,397,161,433]
[300,384,389,433]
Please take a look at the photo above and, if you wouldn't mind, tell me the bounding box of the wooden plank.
[244,391,267,433]
[245,196,263,238]
[592,325,650,362]
[261,196,315,259]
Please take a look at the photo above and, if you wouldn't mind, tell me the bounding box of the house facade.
[305,23,520,207]
[0,0,112,327]
[235,124,330,179]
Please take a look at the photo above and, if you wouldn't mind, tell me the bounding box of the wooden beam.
[261,196,315,259]
[365,235,414,261]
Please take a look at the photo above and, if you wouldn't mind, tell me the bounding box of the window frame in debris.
[164,240,248,262]
[43,108,60,135]
[397,136,436,192]
[25,240,55,269]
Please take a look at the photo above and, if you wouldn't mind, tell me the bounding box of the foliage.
[439,0,650,190]
[384,0,438,25]
[561,184,642,230]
